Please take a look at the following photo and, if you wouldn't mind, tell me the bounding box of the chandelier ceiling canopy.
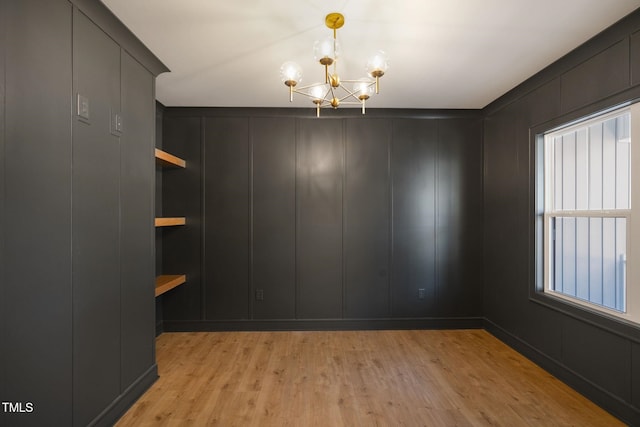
[280,12,389,117]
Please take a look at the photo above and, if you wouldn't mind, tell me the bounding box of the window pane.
[552,216,626,312]
[549,113,630,213]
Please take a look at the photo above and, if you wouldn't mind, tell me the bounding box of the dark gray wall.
[0,0,5,418]
[483,8,640,425]
[0,1,166,426]
[160,110,484,329]
[72,10,123,424]
[4,1,640,425]
[1,2,73,425]
[120,50,156,400]
[155,103,165,335]
[160,115,203,322]
[253,117,297,319]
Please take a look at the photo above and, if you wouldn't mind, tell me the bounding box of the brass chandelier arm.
[291,86,331,101]
[292,82,374,104]
[340,79,376,84]
[293,82,328,91]
[338,88,360,102]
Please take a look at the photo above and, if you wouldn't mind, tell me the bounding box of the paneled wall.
[0,1,167,426]
[160,110,483,329]
[1,2,73,425]
[483,8,640,425]
[252,117,297,319]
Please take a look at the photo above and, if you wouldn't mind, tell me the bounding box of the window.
[539,103,640,324]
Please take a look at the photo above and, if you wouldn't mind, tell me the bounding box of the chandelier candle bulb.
[314,36,339,65]
[354,79,372,114]
[310,85,325,100]
[367,51,389,94]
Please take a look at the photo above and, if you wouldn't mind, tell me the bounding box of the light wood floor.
[116,329,624,426]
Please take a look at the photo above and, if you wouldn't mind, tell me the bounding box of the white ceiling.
[102,0,640,109]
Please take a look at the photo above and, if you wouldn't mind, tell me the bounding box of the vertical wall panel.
[483,115,516,325]
[633,343,640,408]
[296,118,343,319]
[344,119,391,318]
[252,117,296,319]
[391,119,437,317]
[560,39,629,113]
[437,119,483,316]
[2,1,73,425]
[155,105,164,276]
[562,317,631,400]
[632,31,640,86]
[0,2,5,418]
[204,117,250,319]
[162,116,203,321]
[72,9,121,426]
[120,51,155,388]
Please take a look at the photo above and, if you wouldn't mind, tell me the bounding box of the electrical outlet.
[255,289,264,301]
[418,288,426,300]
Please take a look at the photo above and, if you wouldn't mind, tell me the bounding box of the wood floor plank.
[116,330,624,426]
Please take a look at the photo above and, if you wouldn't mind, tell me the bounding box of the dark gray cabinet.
[0,1,167,426]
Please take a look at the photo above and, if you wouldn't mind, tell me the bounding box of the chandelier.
[280,12,389,117]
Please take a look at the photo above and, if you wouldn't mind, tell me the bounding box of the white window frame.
[541,102,640,325]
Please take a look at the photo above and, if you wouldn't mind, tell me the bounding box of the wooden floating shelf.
[155,148,186,168]
[155,217,186,227]
[155,274,186,297]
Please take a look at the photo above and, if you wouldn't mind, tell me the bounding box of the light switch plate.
[110,110,123,136]
[77,93,90,121]
[115,113,123,132]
